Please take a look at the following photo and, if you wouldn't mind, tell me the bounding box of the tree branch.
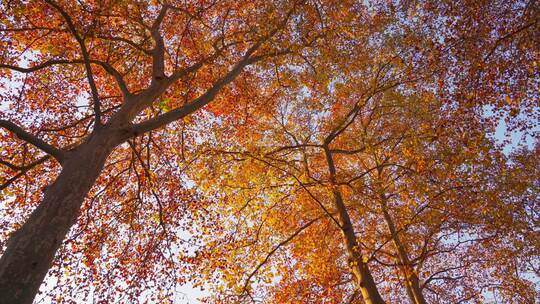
[130,50,293,136]
[45,0,103,126]
[0,120,64,163]
[90,60,131,97]
[0,59,74,73]
[232,151,342,228]
[94,34,152,55]
[129,52,259,136]
[0,156,50,191]
[150,4,170,78]
[128,0,302,136]
[241,216,322,295]
[1,59,130,97]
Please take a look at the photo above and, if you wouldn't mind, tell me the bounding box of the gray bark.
[0,129,122,304]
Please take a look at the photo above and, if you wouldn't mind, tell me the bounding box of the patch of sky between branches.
[483,104,538,155]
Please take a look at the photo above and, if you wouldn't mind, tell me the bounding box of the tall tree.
[185,0,539,300]
[190,77,538,303]
[0,0,326,302]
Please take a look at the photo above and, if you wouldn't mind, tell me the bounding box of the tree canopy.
[0,0,538,303]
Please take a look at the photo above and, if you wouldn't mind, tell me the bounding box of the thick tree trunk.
[379,196,426,304]
[324,148,385,304]
[0,131,118,304]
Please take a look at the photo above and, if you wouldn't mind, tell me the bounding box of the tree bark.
[324,148,385,304]
[379,195,426,304]
[0,130,120,304]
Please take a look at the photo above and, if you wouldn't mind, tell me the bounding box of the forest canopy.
[0,0,538,303]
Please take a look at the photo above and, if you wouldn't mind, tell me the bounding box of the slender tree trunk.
[324,148,385,304]
[332,189,386,304]
[379,195,426,304]
[0,129,120,304]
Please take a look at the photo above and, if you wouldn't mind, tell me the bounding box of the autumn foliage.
[0,0,538,303]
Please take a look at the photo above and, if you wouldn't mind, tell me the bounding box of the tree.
[190,72,538,303]
[184,0,538,302]
[0,0,327,302]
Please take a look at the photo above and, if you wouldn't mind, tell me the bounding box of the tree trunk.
[333,189,386,304]
[0,130,118,304]
[324,148,385,304]
[379,195,426,304]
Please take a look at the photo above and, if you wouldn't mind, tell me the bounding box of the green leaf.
[159,98,171,112]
